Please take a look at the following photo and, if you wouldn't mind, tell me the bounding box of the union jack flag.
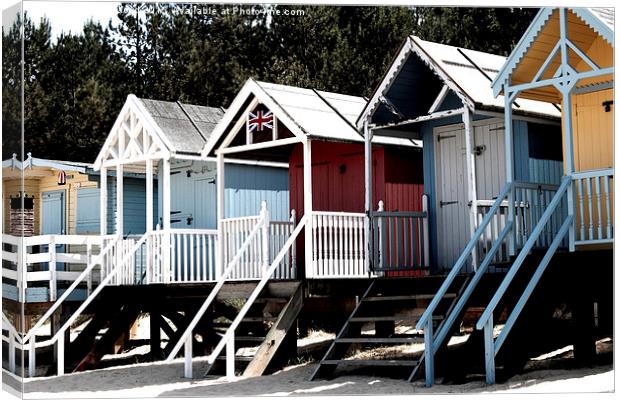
[247,109,274,133]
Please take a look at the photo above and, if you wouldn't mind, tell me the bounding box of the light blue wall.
[76,176,158,235]
[159,160,289,230]
[417,106,561,269]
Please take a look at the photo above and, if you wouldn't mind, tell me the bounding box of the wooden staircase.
[311,277,466,381]
[172,280,304,377]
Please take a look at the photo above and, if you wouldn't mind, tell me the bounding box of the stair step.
[335,337,420,344]
[242,316,278,322]
[253,298,288,304]
[321,359,418,367]
[364,294,456,302]
[349,315,443,322]
[216,355,254,363]
[235,336,266,343]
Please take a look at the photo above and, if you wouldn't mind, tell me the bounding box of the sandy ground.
[2,337,613,398]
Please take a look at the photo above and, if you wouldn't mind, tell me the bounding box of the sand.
[2,338,612,398]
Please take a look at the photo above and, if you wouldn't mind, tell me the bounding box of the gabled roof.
[138,98,225,155]
[94,95,225,169]
[202,79,418,157]
[358,36,561,128]
[491,7,614,98]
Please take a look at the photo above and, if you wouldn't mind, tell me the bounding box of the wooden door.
[434,125,470,270]
[572,89,614,172]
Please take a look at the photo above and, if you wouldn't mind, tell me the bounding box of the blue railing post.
[484,316,495,384]
[424,320,434,387]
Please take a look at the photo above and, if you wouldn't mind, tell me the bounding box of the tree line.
[2,4,538,162]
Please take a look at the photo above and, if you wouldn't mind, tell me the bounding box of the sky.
[23,0,121,37]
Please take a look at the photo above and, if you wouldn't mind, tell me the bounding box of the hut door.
[194,177,217,229]
[41,190,66,270]
[473,121,506,200]
[434,125,470,270]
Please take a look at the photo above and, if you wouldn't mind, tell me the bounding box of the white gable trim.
[201,78,307,158]
[357,36,475,129]
[94,95,172,170]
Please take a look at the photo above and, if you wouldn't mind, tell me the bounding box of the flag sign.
[247,109,274,133]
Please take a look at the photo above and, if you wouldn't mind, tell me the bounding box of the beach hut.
[1,153,156,305]
[472,7,614,384]
[312,36,569,381]
[202,78,425,280]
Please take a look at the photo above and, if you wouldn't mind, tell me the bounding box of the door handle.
[440,200,458,207]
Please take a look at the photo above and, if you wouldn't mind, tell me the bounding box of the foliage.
[2,5,539,161]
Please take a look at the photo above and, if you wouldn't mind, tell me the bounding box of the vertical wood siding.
[570,89,614,172]
[163,160,289,230]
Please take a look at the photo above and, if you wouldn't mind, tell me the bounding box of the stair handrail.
[43,231,152,376]
[194,215,308,378]
[21,233,122,345]
[415,182,512,332]
[166,210,268,362]
[475,175,571,333]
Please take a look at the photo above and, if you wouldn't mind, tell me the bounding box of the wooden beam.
[100,167,107,235]
[428,84,450,114]
[463,107,478,268]
[243,283,303,377]
[218,136,302,155]
[370,108,465,130]
[216,152,225,278]
[364,119,373,275]
[303,140,313,278]
[162,158,171,282]
[116,164,124,235]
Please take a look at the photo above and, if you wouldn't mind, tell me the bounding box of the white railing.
[370,197,430,273]
[3,234,124,377]
[475,181,561,265]
[165,202,272,376]
[2,234,106,302]
[221,210,297,280]
[169,229,219,283]
[309,211,366,278]
[573,168,614,245]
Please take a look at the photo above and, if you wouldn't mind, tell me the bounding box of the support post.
[184,334,192,379]
[100,166,108,236]
[260,201,270,275]
[303,139,313,278]
[424,320,434,387]
[57,333,65,376]
[558,8,576,250]
[49,235,57,301]
[116,164,124,236]
[422,194,430,267]
[146,158,154,283]
[150,310,162,358]
[484,316,496,385]
[463,107,478,269]
[377,200,384,269]
[226,331,235,379]
[29,335,36,377]
[217,152,225,278]
[504,88,515,256]
[364,119,373,274]
[162,158,171,282]
[290,209,297,274]
[561,88,576,251]
[9,331,15,373]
